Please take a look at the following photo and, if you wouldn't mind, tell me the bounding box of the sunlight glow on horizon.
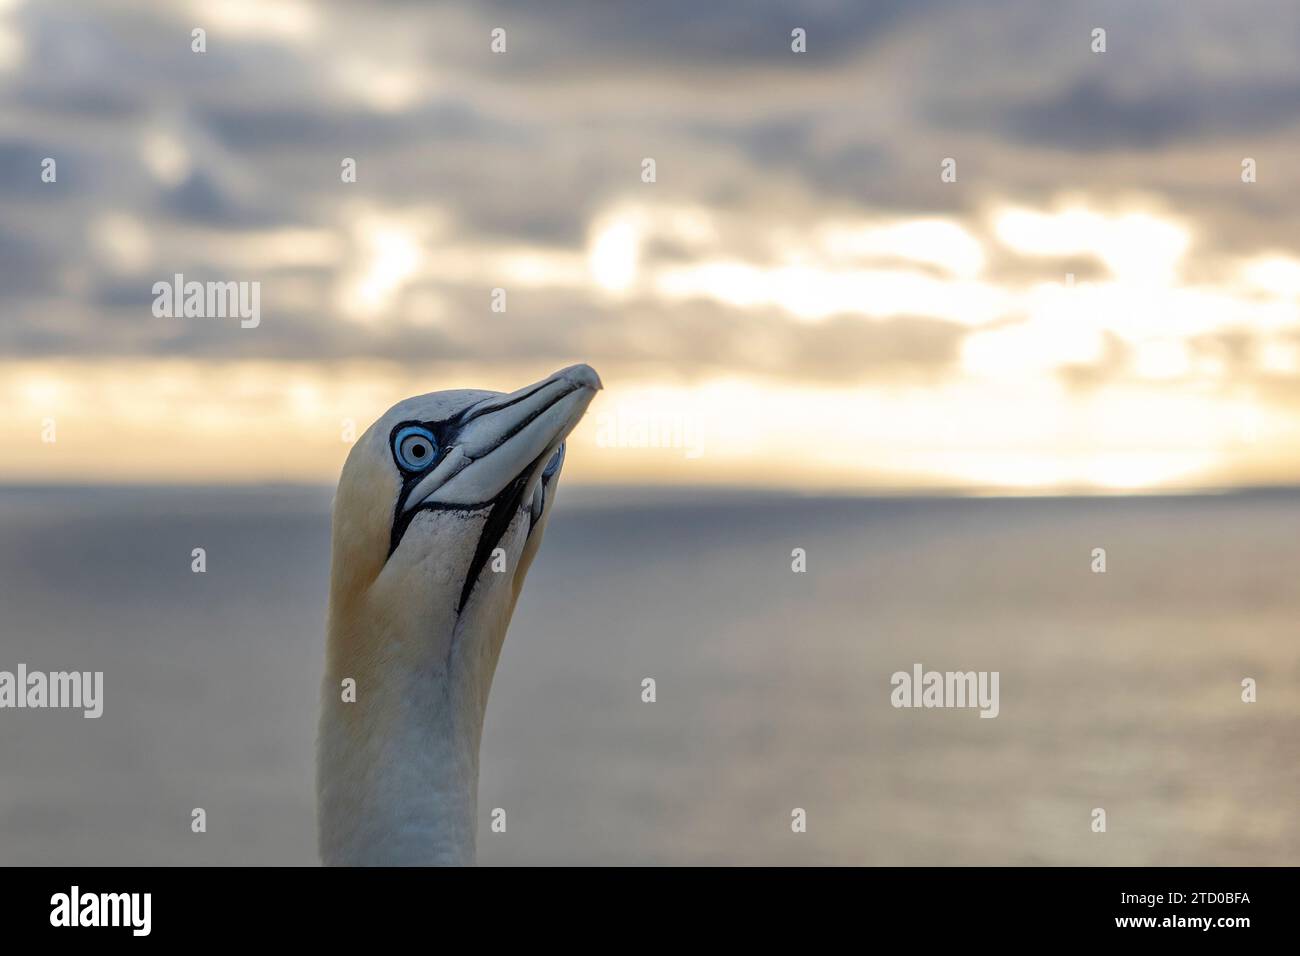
[5,195,1300,493]
[3,356,1298,493]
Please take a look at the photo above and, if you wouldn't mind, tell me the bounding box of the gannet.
[317,364,601,865]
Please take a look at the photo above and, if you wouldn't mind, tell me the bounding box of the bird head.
[326,363,601,685]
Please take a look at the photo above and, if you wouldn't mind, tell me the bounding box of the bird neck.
[318,596,504,866]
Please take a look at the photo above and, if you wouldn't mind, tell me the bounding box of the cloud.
[3,0,1300,397]
[408,0,952,72]
[994,78,1300,150]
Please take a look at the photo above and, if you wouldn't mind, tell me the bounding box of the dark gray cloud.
[198,101,515,153]
[398,0,952,72]
[989,78,1300,151]
[2,0,1300,382]
[0,226,58,296]
[0,140,62,199]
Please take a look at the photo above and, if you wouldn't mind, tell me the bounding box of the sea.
[0,485,1296,865]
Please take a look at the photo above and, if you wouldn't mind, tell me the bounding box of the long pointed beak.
[403,364,601,510]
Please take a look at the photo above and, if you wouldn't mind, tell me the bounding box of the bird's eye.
[543,443,565,478]
[393,425,438,472]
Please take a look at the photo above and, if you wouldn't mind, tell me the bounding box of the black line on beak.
[451,378,554,429]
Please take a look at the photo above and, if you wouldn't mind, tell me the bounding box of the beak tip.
[565,363,603,392]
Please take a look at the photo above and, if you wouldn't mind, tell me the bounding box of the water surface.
[0,486,1296,864]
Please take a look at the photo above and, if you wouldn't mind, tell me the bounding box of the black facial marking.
[385,380,584,614]
[455,457,541,614]
[387,418,456,556]
[386,416,554,613]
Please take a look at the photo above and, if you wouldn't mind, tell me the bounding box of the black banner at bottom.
[1,866,1288,941]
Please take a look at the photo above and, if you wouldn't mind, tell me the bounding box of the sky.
[3,0,1300,491]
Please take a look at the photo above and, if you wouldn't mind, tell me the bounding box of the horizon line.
[3,479,1300,501]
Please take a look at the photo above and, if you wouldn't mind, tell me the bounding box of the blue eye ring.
[393,425,438,472]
